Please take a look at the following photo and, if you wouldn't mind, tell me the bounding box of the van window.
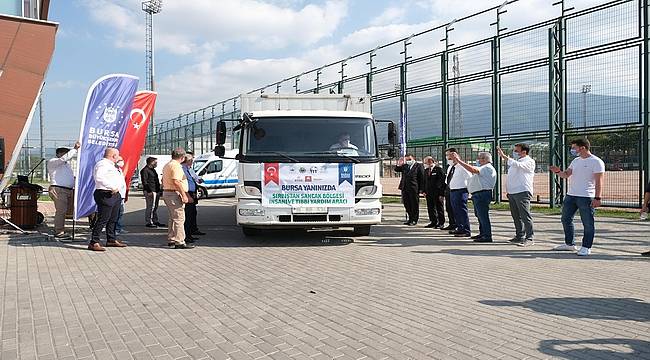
[206,160,223,174]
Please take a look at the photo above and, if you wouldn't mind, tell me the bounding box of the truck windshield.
[243,117,377,159]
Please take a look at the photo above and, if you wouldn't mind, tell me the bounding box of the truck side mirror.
[388,122,397,146]
[214,145,225,157]
[216,120,227,145]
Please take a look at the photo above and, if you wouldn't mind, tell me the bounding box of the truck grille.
[278,215,341,222]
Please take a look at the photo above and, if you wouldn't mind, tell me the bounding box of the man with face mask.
[395,154,425,225]
[88,147,128,251]
[141,157,164,228]
[497,143,536,246]
[450,151,497,242]
[445,148,473,237]
[114,156,128,235]
[423,156,446,228]
[549,138,605,256]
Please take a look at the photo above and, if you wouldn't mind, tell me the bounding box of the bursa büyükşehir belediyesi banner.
[74,74,139,220]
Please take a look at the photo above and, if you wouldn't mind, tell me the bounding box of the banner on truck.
[262,163,354,207]
[74,74,139,219]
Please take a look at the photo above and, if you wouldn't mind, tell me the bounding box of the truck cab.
[214,94,396,237]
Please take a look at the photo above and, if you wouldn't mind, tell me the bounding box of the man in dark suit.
[423,156,446,228]
[395,154,425,226]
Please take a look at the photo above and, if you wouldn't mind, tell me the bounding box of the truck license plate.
[292,207,327,214]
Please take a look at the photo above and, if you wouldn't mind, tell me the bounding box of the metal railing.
[146,0,650,208]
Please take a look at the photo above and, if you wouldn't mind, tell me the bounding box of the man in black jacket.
[423,156,446,228]
[395,154,425,226]
[140,157,165,228]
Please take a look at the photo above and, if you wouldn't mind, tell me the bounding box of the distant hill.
[373,92,639,143]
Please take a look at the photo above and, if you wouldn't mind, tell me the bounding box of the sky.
[30,0,609,148]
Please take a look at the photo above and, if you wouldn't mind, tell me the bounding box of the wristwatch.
[594,197,601,200]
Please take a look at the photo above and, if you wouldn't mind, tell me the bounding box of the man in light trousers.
[162,148,194,249]
[47,141,80,240]
[497,143,536,247]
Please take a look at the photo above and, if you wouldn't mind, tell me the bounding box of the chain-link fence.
[147,0,650,208]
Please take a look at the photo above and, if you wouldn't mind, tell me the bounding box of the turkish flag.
[264,163,279,185]
[118,91,157,200]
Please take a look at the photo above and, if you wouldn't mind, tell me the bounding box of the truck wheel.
[242,226,261,237]
[197,187,208,199]
[353,225,371,236]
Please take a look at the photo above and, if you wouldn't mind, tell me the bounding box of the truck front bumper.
[237,198,382,228]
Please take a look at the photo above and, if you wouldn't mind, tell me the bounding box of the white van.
[192,151,238,198]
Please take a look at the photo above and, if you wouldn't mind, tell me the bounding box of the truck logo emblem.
[299,167,306,173]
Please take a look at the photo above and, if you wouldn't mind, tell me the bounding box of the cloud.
[82,0,348,55]
[370,7,407,26]
[47,80,86,89]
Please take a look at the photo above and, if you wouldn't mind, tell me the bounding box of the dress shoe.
[403,221,412,225]
[641,251,650,257]
[508,237,523,244]
[145,224,158,228]
[471,234,483,240]
[441,225,455,231]
[88,243,106,252]
[454,232,471,238]
[167,242,175,247]
[185,238,196,244]
[106,240,127,247]
[408,221,417,226]
[448,229,457,234]
[473,237,493,243]
[154,222,167,228]
[425,223,436,228]
[192,231,206,236]
[175,244,195,249]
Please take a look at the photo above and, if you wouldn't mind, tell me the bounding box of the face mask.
[423,163,431,169]
[116,161,125,167]
[475,160,481,167]
[406,160,415,166]
[570,148,579,157]
[512,151,520,160]
[447,159,454,166]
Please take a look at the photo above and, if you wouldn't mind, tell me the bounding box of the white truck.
[214,94,397,237]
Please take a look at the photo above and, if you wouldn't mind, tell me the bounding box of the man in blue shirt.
[182,153,205,243]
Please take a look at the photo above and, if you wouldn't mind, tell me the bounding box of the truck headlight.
[356,185,378,197]
[355,208,380,216]
[243,186,261,196]
[239,208,265,216]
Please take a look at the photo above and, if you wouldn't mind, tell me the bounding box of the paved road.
[1,196,649,359]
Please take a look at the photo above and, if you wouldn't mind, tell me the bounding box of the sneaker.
[508,237,523,244]
[517,240,535,247]
[554,244,578,251]
[577,247,592,256]
[116,229,129,234]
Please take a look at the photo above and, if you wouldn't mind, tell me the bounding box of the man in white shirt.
[450,151,496,242]
[329,133,359,156]
[445,148,473,237]
[549,138,605,256]
[114,156,128,235]
[89,147,127,251]
[47,141,80,239]
[497,143,536,247]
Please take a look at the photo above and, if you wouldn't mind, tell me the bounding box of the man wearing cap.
[47,141,80,240]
